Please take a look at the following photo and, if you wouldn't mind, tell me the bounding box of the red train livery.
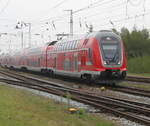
[0,30,127,83]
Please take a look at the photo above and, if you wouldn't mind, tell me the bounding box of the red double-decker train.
[0,30,127,83]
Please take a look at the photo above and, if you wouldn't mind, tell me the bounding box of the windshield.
[102,44,118,59]
[99,36,121,66]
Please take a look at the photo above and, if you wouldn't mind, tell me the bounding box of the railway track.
[109,85,150,98]
[0,70,150,125]
[1,68,150,98]
[126,75,150,84]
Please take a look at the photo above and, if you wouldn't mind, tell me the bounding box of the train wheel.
[50,71,54,78]
[41,69,47,75]
[48,70,55,78]
[10,66,14,70]
[110,82,116,86]
[81,74,92,84]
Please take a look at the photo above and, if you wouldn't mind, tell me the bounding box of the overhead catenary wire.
[93,10,150,29]
[78,1,127,19]
[6,0,117,34]
[3,0,120,30]
[1,0,150,41]
[74,0,150,31]
[27,1,123,29]
[31,0,117,25]
[52,0,69,9]
[29,0,69,24]
[25,0,120,36]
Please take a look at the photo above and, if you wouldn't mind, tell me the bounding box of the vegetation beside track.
[119,81,150,91]
[0,83,117,126]
[127,56,150,75]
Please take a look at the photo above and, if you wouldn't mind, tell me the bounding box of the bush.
[127,56,150,74]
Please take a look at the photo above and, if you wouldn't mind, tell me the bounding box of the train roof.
[55,30,121,44]
[86,30,121,40]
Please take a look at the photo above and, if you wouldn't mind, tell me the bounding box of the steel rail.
[126,76,150,83]
[110,85,150,98]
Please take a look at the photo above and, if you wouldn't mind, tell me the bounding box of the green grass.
[0,83,117,126]
[128,73,150,78]
[119,82,150,91]
[127,56,150,75]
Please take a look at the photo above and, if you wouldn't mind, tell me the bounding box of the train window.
[73,40,76,49]
[74,54,78,71]
[75,40,78,48]
[60,44,63,51]
[60,44,62,51]
[63,43,65,51]
[63,59,72,71]
[66,42,69,50]
[41,55,43,59]
[66,43,68,50]
[69,41,72,50]
[56,45,58,51]
[61,43,63,51]
[57,44,59,51]
[63,43,66,50]
[54,46,56,51]
[83,39,89,45]
[38,58,40,66]
[72,41,75,49]
[61,44,63,51]
[62,43,64,51]
[72,41,74,49]
[55,45,57,51]
[58,44,60,51]
[65,42,67,50]
[88,48,92,58]
[59,44,61,51]
[54,57,56,68]
[70,41,73,50]
[88,48,92,63]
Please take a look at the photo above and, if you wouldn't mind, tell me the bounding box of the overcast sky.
[0,0,150,52]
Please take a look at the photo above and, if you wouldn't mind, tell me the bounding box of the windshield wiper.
[111,51,118,62]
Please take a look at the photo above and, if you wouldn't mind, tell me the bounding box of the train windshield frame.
[99,36,122,66]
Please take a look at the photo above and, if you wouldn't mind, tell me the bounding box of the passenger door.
[81,50,86,66]
[74,53,78,71]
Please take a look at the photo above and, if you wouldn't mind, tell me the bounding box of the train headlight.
[118,61,121,64]
[104,61,107,65]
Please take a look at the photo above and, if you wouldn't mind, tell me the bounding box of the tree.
[120,27,150,58]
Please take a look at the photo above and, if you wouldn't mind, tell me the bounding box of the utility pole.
[64,9,73,36]
[28,23,31,47]
[21,31,24,48]
[15,21,31,48]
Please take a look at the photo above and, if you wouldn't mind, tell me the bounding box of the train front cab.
[95,31,127,81]
[79,31,127,82]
